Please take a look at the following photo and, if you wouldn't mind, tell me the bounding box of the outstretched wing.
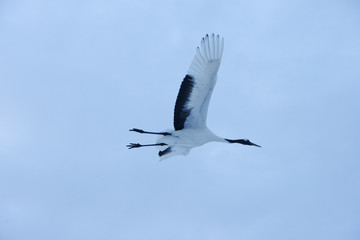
[174,34,224,130]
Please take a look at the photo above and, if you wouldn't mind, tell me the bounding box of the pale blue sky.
[1,0,360,239]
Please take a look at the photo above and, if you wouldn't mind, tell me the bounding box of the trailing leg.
[129,128,171,136]
[127,142,167,149]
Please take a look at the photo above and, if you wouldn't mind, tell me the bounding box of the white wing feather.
[184,34,224,129]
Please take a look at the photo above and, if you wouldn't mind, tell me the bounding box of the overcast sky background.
[1,0,360,239]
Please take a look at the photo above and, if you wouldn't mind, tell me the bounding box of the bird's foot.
[127,143,141,149]
[129,128,144,134]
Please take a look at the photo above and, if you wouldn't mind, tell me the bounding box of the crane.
[127,34,260,160]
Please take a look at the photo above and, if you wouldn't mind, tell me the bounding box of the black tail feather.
[159,147,172,157]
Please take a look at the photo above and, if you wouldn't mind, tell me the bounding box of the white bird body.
[156,128,225,160]
[128,34,260,160]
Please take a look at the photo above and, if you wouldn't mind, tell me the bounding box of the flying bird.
[127,34,260,160]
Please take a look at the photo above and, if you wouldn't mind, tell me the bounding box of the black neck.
[226,139,248,144]
[225,138,261,147]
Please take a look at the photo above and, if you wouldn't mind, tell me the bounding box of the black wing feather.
[173,74,195,130]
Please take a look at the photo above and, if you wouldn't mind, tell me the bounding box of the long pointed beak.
[250,142,261,147]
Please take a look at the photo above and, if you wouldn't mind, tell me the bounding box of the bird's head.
[225,138,261,147]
